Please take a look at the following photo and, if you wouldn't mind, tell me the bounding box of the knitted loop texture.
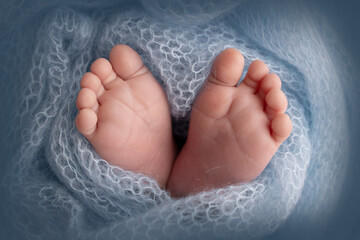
[2,0,350,239]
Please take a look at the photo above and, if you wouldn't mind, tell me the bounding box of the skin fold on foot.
[167,48,292,197]
[75,44,176,187]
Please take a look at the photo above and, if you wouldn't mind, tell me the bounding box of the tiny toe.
[265,89,288,119]
[76,88,98,112]
[76,108,98,137]
[208,48,244,87]
[241,60,269,93]
[271,113,292,143]
[258,73,281,100]
[109,44,148,80]
[90,58,117,88]
[80,72,105,97]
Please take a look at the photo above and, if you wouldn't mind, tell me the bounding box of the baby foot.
[167,48,292,196]
[75,44,176,186]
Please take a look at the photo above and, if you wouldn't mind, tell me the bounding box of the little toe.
[265,89,288,119]
[80,72,105,97]
[271,113,292,144]
[90,58,117,89]
[75,108,98,138]
[258,73,281,100]
[109,44,148,80]
[76,88,98,112]
[241,60,269,93]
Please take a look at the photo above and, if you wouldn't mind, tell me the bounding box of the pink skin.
[76,45,292,197]
[75,44,176,187]
[167,48,292,197]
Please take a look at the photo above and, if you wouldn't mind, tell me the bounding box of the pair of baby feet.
[75,45,292,197]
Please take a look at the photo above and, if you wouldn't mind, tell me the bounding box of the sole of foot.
[76,44,176,186]
[167,48,292,197]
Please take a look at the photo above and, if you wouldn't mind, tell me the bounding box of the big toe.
[208,48,244,87]
[193,48,244,118]
[109,44,148,80]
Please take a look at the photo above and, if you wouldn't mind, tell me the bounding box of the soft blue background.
[270,1,360,239]
[0,0,359,239]
[312,1,360,239]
